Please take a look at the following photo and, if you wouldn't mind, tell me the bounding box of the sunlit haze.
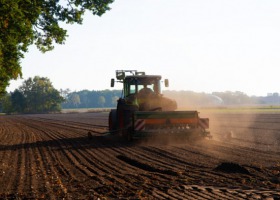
[7,0,280,96]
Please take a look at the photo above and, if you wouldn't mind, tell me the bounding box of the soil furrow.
[0,113,280,199]
[4,127,26,195]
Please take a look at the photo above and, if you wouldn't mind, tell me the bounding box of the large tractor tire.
[109,109,117,132]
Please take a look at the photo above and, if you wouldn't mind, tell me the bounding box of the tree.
[11,89,26,113]
[68,93,81,107]
[0,0,114,95]
[111,96,119,106]
[0,94,12,114]
[98,96,106,107]
[19,76,64,113]
[60,88,71,99]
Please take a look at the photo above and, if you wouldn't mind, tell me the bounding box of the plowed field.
[0,112,280,199]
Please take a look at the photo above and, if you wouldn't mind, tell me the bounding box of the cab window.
[129,85,136,95]
[138,84,154,92]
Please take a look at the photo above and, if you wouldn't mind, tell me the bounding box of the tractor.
[109,70,210,140]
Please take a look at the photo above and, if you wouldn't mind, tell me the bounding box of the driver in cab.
[138,84,153,97]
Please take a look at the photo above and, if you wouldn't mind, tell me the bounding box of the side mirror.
[111,78,115,87]
[164,79,169,87]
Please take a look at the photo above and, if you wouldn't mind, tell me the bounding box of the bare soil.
[0,112,279,199]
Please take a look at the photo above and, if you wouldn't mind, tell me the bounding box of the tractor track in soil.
[0,112,279,199]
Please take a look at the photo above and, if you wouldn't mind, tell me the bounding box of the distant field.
[1,106,280,115]
[179,105,280,113]
[0,108,111,115]
[61,108,112,113]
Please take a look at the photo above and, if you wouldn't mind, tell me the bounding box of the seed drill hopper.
[109,70,210,140]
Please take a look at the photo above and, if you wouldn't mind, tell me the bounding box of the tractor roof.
[124,75,162,85]
[125,75,162,80]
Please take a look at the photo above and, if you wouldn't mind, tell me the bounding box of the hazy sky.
[8,0,280,96]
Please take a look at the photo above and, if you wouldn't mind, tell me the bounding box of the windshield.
[124,77,161,97]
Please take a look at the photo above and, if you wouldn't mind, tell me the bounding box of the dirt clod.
[214,162,250,174]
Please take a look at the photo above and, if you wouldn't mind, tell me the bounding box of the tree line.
[1,76,280,114]
[0,76,64,114]
[163,91,280,108]
[61,90,121,109]
[62,90,280,110]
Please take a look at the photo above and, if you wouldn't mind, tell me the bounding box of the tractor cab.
[111,70,170,111]
[123,75,161,97]
[111,70,169,98]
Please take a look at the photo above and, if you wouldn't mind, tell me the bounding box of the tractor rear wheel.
[109,109,117,132]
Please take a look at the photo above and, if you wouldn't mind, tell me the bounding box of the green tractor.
[109,70,210,140]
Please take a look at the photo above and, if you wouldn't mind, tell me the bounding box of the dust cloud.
[135,133,205,147]
[201,111,280,152]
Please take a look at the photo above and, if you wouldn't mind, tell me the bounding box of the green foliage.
[98,96,106,107]
[1,76,64,113]
[0,94,12,114]
[61,90,280,110]
[0,0,114,95]
[62,89,121,108]
[11,89,26,113]
[111,96,119,106]
[68,93,81,107]
[20,76,64,113]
